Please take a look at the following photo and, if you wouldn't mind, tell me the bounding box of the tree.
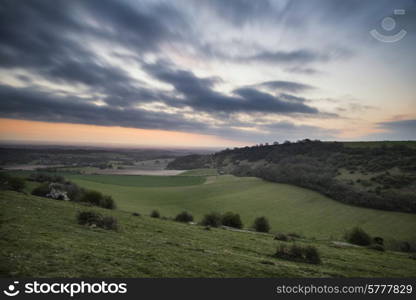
[253,216,270,233]
[201,212,222,227]
[221,212,243,229]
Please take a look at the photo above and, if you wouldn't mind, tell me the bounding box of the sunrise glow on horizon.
[0,118,248,148]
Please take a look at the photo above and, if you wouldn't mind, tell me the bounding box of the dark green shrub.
[100,216,118,230]
[8,177,25,192]
[174,211,194,223]
[65,183,84,202]
[77,211,101,226]
[150,210,160,218]
[345,227,372,246]
[81,190,103,206]
[132,212,140,217]
[274,244,321,264]
[289,244,304,259]
[101,195,116,209]
[221,212,243,229]
[201,212,222,227]
[253,216,270,232]
[304,246,321,264]
[274,233,289,241]
[80,190,115,209]
[399,241,411,252]
[77,211,118,230]
[388,240,416,253]
[32,183,50,197]
[373,236,384,245]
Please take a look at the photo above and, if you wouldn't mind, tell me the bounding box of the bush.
[81,190,103,206]
[388,240,415,253]
[174,211,194,223]
[201,212,222,227]
[100,216,118,230]
[221,212,243,229]
[77,211,118,230]
[274,233,290,241]
[65,183,84,202]
[275,244,321,264]
[8,177,25,192]
[289,244,304,259]
[345,227,372,246]
[77,211,101,226]
[304,246,322,264]
[31,183,50,197]
[373,236,384,245]
[101,195,116,209]
[80,190,116,209]
[150,210,160,218]
[253,216,270,232]
[399,241,411,252]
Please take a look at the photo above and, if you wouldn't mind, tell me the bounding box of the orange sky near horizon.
[0,118,246,148]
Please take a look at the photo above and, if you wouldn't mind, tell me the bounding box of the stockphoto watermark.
[370,9,407,42]
[2,281,127,297]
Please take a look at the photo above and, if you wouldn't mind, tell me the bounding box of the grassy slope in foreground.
[1,190,415,278]
[66,174,416,242]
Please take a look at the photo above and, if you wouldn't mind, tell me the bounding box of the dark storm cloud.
[0,84,207,133]
[218,46,354,67]
[377,119,416,136]
[217,121,339,143]
[0,82,335,143]
[0,0,183,69]
[255,81,315,93]
[244,49,329,64]
[144,62,320,115]
[362,119,416,141]
[0,0,184,106]
[232,88,317,114]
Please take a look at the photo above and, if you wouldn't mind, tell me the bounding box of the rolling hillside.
[167,140,416,213]
[1,190,415,277]
[61,173,416,244]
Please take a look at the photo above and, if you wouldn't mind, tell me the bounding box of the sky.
[0,0,415,148]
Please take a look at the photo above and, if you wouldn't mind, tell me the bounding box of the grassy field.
[49,173,416,244]
[179,169,219,176]
[1,190,415,277]
[67,174,205,187]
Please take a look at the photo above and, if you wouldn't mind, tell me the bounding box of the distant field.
[1,190,415,277]
[179,169,218,176]
[343,141,416,148]
[58,173,416,243]
[67,174,205,187]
